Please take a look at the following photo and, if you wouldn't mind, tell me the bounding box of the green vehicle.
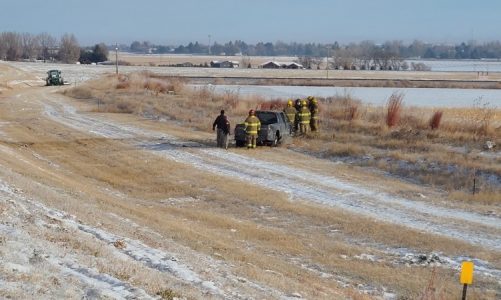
[45,70,64,86]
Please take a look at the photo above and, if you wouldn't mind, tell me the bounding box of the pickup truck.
[234,110,292,147]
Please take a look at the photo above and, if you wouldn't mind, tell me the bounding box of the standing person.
[212,110,230,149]
[308,96,319,132]
[244,109,261,149]
[283,99,297,134]
[294,98,302,132]
[298,100,311,134]
[294,98,302,112]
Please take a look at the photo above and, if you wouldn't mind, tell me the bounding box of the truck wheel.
[271,133,279,147]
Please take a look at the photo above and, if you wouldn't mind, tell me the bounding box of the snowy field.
[407,59,501,72]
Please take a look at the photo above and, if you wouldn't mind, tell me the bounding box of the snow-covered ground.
[0,181,154,299]
[406,59,501,72]
[1,62,500,298]
[1,173,300,299]
[38,91,501,252]
[7,86,501,298]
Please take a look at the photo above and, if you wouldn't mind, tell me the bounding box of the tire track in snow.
[40,94,501,251]
[0,181,154,300]
[2,178,297,299]
[59,262,155,300]
[0,179,224,297]
[155,146,501,250]
[42,206,224,296]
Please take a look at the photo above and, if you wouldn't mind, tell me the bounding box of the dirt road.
[1,62,500,299]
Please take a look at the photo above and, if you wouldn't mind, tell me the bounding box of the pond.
[201,84,501,108]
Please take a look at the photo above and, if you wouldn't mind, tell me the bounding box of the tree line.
[129,39,501,60]
[3,31,501,69]
[0,31,108,64]
[128,39,501,70]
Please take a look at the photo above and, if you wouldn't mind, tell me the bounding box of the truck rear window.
[257,112,277,125]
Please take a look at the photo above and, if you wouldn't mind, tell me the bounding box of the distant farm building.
[260,61,304,69]
[210,60,239,68]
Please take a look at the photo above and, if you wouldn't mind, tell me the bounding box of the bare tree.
[0,33,7,60]
[297,56,314,69]
[359,40,376,70]
[38,32,56,62]
[0,32,22,61]
[332,48,354,70]
[21,33,40,60]
[58,33,80,63]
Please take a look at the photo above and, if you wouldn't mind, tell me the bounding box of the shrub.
[345,103,359,121]
[472,97,495,136]
[115,81,130,89]
[156,289,180,300]
[386,92,404,127]
[258,99,285,110]
[64,87,92,99]
[429,111,443,130]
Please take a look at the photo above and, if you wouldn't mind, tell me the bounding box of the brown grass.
[258,99,286,110]
[2,98,499,299]
[386,92,404,127]
[418,267,447,300]
[429,111,443,130]
[61,72,501,204]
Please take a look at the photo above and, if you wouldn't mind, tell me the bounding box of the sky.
[1,0,500,46]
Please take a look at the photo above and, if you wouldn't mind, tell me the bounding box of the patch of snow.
[4,262,31,273]
[58,261,154,299]
[32,200,224,296]
[40,96,501,251]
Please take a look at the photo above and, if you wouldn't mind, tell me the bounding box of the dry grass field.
[117,53,501,82]
[118,52,295,68]
[0,62,500,299]
[64,72,501,204]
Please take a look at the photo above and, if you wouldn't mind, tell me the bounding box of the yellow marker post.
[460,261,474,300]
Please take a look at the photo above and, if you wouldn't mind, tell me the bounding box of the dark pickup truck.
[234,110,292,147]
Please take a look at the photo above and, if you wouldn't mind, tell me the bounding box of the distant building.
[260,61,281,69]
[260,61,304,69]
[210,60,239,68]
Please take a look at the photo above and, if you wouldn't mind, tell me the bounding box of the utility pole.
[115,43,119,75]
[208,34,211,55]
[326,47,330,79]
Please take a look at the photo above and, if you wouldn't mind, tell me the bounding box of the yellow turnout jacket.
[244,115,261,135]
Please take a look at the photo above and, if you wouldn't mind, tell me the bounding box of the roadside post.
[115,43,119,75]
[460,261,474,300]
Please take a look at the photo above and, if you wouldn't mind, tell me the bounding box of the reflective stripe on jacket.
[310,104,319,120]
[283,107,297,123]
[298,107,311,124]
[244,116,261,135]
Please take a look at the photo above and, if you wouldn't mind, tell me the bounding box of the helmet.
[287,99,293,106]
[307,96,314,101]
[301,100,307,106]
[312,98,318,104]
[249,109,255,116]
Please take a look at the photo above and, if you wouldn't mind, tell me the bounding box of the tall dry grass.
[386,92,404,127]
[429,111,443,130]
[62,72,501,203]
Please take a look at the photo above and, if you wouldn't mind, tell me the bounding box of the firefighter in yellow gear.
[298,100,311,134]
[283,99,297,133]
[244,109,261,148]
[307,96,319,132]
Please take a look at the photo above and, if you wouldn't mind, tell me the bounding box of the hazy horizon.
[1,0,500,46]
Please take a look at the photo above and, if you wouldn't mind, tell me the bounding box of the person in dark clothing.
[212,110,230,149]
[294,98,302,132]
